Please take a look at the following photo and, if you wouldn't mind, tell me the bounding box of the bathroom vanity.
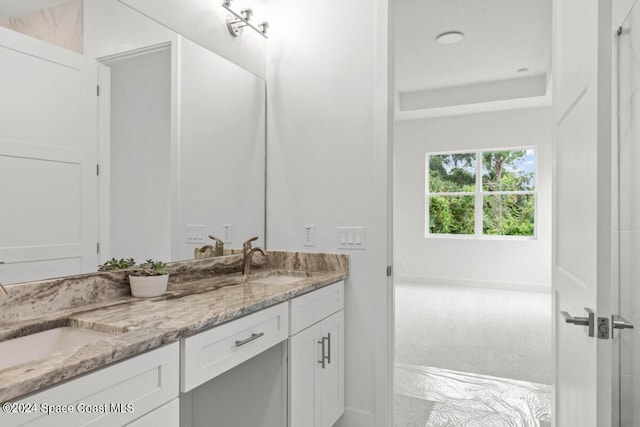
[0,252,347,427]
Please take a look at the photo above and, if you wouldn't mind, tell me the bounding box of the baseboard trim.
[334,407,376,427]
[395,275,551,293]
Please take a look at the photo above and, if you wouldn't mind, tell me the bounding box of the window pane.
[428,195,475,234]
[482,149,535,191]
[428,153,476,193]
[483,194,535,236]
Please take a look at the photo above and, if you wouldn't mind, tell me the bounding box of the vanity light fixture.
[222,0,269,38]
[435,31,464,44]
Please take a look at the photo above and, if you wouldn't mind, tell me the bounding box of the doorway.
[97,45,173,263]
[390,1,553,425]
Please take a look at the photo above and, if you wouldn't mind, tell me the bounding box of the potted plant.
[128,259,170,298]
[97,257,136,272]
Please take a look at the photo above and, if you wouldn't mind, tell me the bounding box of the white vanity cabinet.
[289,281,344,427]
[1,282,345,427]
[179,302,289,427]
[0,342,179,427]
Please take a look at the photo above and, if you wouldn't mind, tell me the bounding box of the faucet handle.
[242,236,259,252]
[208,235,223,245]
[209,235,224,256]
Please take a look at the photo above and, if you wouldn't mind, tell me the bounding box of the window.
[426,149,536,238]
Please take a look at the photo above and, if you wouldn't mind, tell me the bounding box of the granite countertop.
[0,251,348,403]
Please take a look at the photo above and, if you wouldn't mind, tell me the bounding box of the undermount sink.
[249,275,304,286]
[0,327,114,371]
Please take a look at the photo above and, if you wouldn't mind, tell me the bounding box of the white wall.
[394,107,553,289]
[266,0,390,425]
[177,37,265,259]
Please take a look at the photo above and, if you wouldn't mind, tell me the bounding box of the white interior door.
[0,26,98,284]
[614,2,640,424]
[552,0,618,425]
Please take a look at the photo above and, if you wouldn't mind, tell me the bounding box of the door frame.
[96,41,177,264]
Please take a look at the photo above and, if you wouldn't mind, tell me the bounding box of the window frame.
[425,146,538,240]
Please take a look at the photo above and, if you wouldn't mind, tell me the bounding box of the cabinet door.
[0,343,179,427]
[320,310,344,427]
[125,398,179,427]
[289,322,322,427]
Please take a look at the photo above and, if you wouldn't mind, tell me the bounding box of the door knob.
[560,308,595,337]
[612,314,634,338]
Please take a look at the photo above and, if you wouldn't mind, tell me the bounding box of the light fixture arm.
[222,1,269,38]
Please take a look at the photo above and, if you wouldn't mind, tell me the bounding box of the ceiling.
[393,0,552,95]
[0,0,72,18]
[1,0,551,103]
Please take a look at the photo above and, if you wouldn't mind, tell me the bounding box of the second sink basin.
[0,327,114,371]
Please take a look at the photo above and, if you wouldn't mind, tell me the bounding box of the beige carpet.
[395,282,552,384]
[394,394,435,427]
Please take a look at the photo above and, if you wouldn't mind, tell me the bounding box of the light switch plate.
[185,224,206,244]
[337,227,366,250]
[222,224,233,244]
[303,225,316,247]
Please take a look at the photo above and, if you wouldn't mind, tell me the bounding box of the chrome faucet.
[242,236,267,275]
[208,235,224,257]
[0,283,8,297]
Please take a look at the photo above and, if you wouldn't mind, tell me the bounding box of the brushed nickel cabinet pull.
[318,335,330,368]
[235,332,264,347]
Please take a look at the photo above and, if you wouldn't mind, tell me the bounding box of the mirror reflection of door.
[0,25,99,284]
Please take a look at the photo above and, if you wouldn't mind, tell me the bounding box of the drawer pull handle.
[235,332,264,347]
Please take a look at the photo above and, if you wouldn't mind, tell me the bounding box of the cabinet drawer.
[0,342,179,427]
[181,302,289,392]
[290,281,344,336]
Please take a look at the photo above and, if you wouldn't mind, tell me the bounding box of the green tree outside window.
[427,149,536,237]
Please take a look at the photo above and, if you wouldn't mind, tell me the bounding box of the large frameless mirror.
[0,0,265,285]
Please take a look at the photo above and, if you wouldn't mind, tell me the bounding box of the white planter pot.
[129,275,169,298]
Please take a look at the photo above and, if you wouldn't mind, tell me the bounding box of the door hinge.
[96,242,100,254]
[386,265,392,277]
[96,164,100,176]
[97,85,100,96]
[597,317,609,339]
